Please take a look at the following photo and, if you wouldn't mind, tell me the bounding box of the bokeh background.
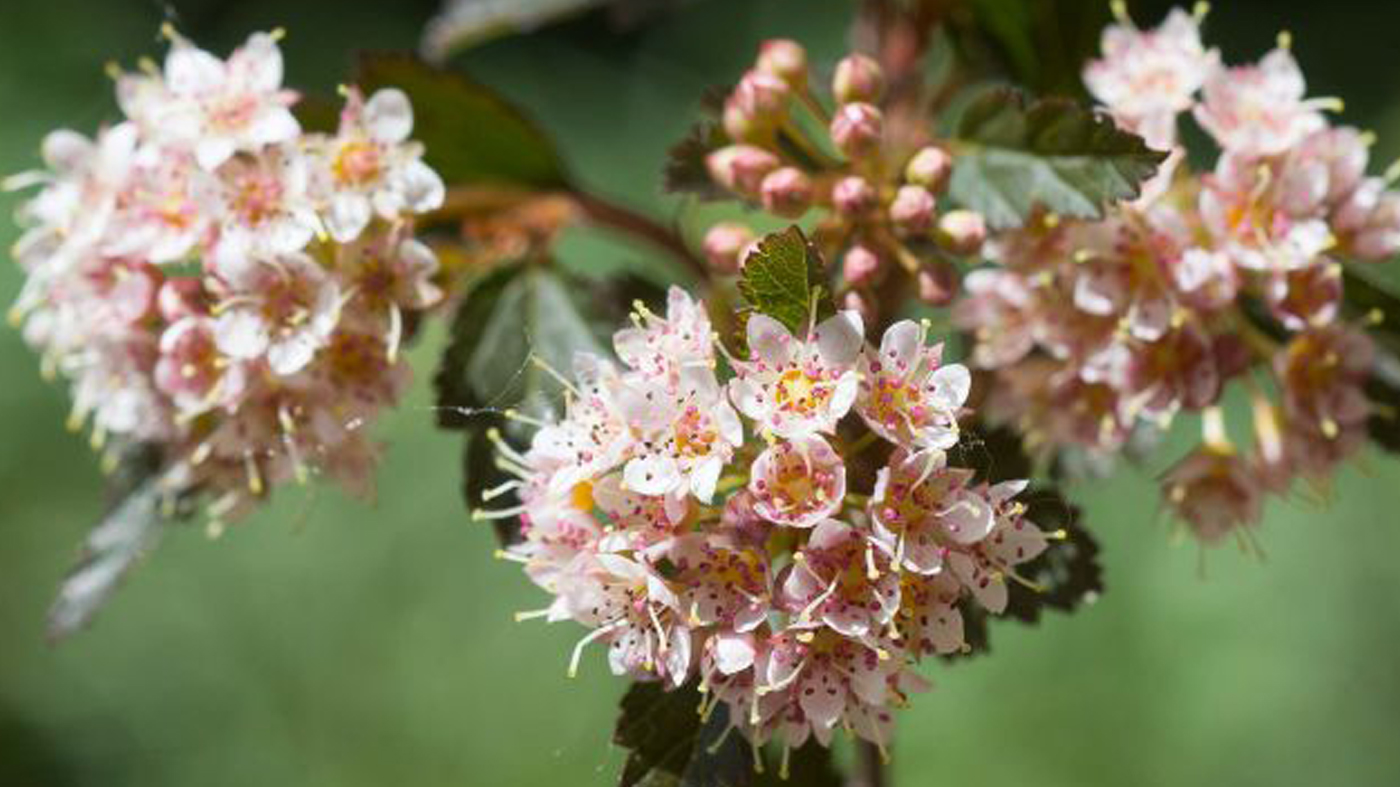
[3,1,1400,785]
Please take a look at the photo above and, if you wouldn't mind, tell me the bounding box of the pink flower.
[124,30,300,170]
[212,252,342,375]
[207,147,320,278]
[893,572,965,656]
[944,479,1049,613]
[1193,46,1332,157]
[665,533,771,632]
[729,311,863,439]
[856,320,971,452]
[1265,260,1341,330]
[1125,323,1221,418]
[869,449,991,575]
[951,269,1038,368]
[749,436,847,528]
[617,366,743,507]
[1084,8,1214,125]
[612,286,715,384]
[313,87,445,242]
[1198,152,1334,273]
[526,354,633,493]
[1274,326,1373,439]
[780,519,900,638]
[335,233,442,356]
[1161,446,1261,545]
[154,315,250,414]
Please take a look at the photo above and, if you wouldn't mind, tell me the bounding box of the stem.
[850,739,887,787]
[569,189,707,279]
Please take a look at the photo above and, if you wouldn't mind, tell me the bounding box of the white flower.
[856,319,970,452]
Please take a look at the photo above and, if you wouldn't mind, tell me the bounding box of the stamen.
[514,608,551,622]
[531,355,581,396]
[567,620,622,678]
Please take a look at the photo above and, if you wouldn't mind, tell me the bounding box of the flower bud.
[738,238,763,270]
[702,222,755,275]
[706,145,780,197]
[916,262,958,306]
[889,184,936,235]
[760,166,813,218]
[158,277,206,322]
[842,244,883,286]
[833,53,885,105]
[937,209,987,255]
[832,175,877,218]
[830,102,883,159]
[843,290,878,326]
[905,146,951,192]
[733,68,790,119]
[756,39,807,89]
[723,98,763,142]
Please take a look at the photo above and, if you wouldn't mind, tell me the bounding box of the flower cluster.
[953,5,1391,545]
[7,27,445,528]
[487,288,1060,763]
[698,40,987,324]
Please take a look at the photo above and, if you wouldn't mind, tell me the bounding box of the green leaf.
[47,445,180,641]
[736,226,835,336]
[664,86,732,200]
[355,53,569,189]
[616,681,740,787]
[948,88,1166,229]
[421,0,610,60]
[950,0,1110,98]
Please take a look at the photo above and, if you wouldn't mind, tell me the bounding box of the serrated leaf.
[47,446,179,641]
[616,682,719,787]
[664,117,729,199]
[948,89,1166,229]
[355,53,568,189]
[736,226,835,335]
[951,0,1110,98]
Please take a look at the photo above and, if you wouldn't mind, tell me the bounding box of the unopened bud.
[832,175,877,217]
[843,290,878,326]
[760,166,813,218]
[733,68,790,119]
[738,238,763,270]
[833,53,885,105]
[723,98,763,142]
[842,244,883,286]
[937,209,987,255]
[889,184,936,235]
[158,277,206,321]
[706,145,780,197]
[702,222,755,275]
[917,262,959,306]
[756,39,807,88]
[830,102,883,159]
[905,146,952,192]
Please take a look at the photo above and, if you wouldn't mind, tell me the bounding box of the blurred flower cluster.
[7,28,445,528]
[951,5,1394,546]
[699,39,986,324]
[487,287,1060,763]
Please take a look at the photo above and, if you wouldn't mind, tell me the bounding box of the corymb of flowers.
[6,26,445,530]
[480,284,1060,764]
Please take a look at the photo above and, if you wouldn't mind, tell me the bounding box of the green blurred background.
[3,1,1400,784]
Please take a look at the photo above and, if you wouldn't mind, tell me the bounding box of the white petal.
[267,331,320,375]
[164,43,225,96]
[195,137,236,171]
[929,363,971,409]
[394,159,445,214]
[233,32,285,93]
[878,320,921,373]
[365,88,414,143]
[745,313,794,365]
[690,456,722,504]
[814,310,864,367]
[213,310,269,359]
[248,107,300,146]
[623,454,682,496]
[713,632,756,675]
[325,192,372,243]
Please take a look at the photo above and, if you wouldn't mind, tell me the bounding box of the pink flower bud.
[158,277,206,322]
[937,209,986,254]
[916,262,958,306]
[723,98,763,142]
[842,244,883,285]
[702,222,756,275]
[756,39,808,88]
[832,175,877,218]
[733,68,790,119]
[843,290,878,326]
[760,166,813,218]
[833,53,885,105]
[829,102,883,159]
[738,238,763,269]
[706,145,780,197]
[905,146,951,192]
[889,184,936,235]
